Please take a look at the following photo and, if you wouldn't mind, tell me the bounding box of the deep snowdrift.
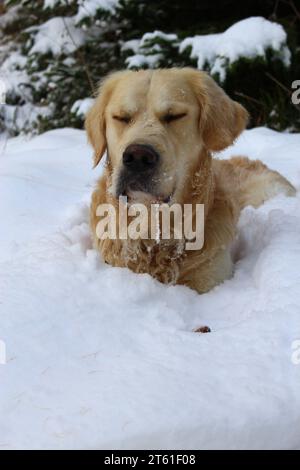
[0,127,300,449]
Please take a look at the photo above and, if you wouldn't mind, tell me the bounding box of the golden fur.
[86,68,295,293]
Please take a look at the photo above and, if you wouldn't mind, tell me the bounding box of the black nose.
[123,144,159,172]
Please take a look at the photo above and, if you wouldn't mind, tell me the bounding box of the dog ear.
[187,69,248,152]
[85,93,107,168]
[85,72,124,167]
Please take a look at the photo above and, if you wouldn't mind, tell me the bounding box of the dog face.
[86,68,248,203]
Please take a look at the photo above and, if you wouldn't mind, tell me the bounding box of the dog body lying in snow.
[86,68,295,293]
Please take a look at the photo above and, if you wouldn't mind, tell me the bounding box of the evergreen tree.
[0,0,299,135]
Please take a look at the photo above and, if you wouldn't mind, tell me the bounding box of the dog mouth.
[124,189,173,205]
[116,173,174,205]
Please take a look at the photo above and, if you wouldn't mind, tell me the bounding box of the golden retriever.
[86,68,295,293]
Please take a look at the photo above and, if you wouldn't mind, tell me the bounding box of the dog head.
[86,68,248,204]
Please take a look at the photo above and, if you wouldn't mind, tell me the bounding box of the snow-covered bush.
[0,0,122,134]
[125,18,291,80]
[0,0,299,135]
[124,16,299,130]
[124,31,181,69]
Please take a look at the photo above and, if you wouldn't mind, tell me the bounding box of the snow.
[125,31,178,69]
[180,17,290,81]
[0,126,300,449]
[124,18,290,77]
[0,102,53,135]
[141,31,178,47]
[0,82,5,105]
[126,53,163,70]
[0,50,29,99]
[28,17,85,57]
[43,0,70,9]
[0,48,53,134]
[122,39,140,55]
[71,98,95,117]
[75,0,119,24]
[0,5,20,35]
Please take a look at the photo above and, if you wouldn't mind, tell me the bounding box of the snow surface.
[0,127,300,449]
[180,17,290,81]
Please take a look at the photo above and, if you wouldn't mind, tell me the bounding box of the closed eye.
[113,115,131,124]
[163,113,187,124]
